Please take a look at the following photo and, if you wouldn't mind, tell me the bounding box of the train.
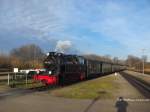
[33,52,126,85]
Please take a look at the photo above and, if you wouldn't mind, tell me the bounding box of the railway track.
[120,71,150,98]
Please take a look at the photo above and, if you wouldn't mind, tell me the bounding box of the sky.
[0,0,150,60]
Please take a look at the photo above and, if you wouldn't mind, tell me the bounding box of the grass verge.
[50,74,120,99]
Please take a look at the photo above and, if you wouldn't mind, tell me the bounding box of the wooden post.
[26,73,27,87]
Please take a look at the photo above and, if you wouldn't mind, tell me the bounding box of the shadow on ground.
[83,96,128,112]
[0,85,58,100]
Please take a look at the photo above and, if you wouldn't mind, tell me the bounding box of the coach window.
[78,57,84,64]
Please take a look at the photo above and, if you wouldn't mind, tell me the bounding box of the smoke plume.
[55,40,72,53]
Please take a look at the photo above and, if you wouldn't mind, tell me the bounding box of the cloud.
[0,0,68,40]
[0,0,150,59]
[81,1,150,56]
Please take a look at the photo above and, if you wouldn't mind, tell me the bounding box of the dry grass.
[50,74,120,99]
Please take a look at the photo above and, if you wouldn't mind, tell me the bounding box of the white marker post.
[8,73,10,85]
[13,68,18,86]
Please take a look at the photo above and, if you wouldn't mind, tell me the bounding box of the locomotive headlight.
[49,71,52,74]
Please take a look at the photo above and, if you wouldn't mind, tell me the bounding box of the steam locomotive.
[33,52,126,85]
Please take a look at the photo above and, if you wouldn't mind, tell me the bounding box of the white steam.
[55,40,72,53]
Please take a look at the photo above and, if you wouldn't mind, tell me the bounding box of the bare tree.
[83,54,113,62]
[10,44,45,68]
[0,54,11,72]
[142,55,147,62]
[125,55,143,71]
[113,57,119,63]
[11,44,44,61]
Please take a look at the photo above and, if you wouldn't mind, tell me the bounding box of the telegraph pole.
[142,49,145,74]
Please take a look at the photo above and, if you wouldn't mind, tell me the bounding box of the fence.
[0,72,42,88]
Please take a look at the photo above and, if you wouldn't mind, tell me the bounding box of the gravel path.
[0,72,149,112]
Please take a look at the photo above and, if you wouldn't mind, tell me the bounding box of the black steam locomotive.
[34,52,126,85]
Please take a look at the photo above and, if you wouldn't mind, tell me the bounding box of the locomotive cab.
[34,52,86,85]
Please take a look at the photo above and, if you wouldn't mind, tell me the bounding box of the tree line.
[0,44,148,72]
[0,44,45,72]
[126,55,148,72]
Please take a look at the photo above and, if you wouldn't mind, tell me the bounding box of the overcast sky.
[0,0,150,60]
